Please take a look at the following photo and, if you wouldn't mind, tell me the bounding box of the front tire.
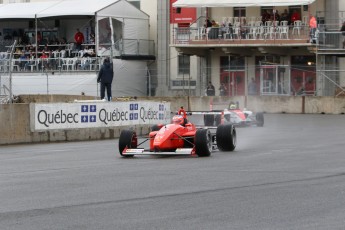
[216,124,236,151]
[118,130,137,157]
[194,129,212,157]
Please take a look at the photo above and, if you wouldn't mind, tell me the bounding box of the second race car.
[204,102,264,127]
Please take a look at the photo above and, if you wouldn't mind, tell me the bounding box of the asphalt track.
[1,114,345,230]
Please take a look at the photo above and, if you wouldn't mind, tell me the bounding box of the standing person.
[290,10,301,24]
[206,81,215,96]
[280,9,290,24]
[97,57,114,101]
[248,78,257,95]
[74,28,84,51]
[309,15,317,43]
[341,21,345,48]
[219,83,227,96]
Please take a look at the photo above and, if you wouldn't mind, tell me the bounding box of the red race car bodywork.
[118,112,237,158]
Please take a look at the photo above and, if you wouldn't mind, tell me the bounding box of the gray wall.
[1,95,345,145]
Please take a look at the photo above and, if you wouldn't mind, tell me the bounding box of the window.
[178,55,190,75]
[291,56,316,70]
[234,7,246,17]
[255,56,281,65]
[261,7,273,15]
[220,56,245,71]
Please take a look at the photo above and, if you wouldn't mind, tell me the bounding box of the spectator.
[280,9,290,23]
[262,10,271,23]
[206,81,215,96]
[290,10,301,24]
[273,9,281,22]
[37,32,42,45]
[211,20,219,27]
[309,15,317,43]
[206,19,212,28]
[74,28,85,51]
[219,83,227,96]
[40,51,49,70]
[18,51,28,71]
[97,57,114,101]
[248,78,257,95]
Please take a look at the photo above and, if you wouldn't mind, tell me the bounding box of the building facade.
[1,0,345,98]
[142,0,345,97]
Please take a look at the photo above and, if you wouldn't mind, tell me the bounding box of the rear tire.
[194,129,212,157]
[118,130,137,157]
[256,112,264,127]
[216,124,236,151]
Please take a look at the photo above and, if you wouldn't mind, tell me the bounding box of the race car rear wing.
[184,111,228,127]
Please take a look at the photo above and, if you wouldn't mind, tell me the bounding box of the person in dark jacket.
[97,57,114,101]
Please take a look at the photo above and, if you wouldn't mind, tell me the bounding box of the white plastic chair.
[302,16,309,26]
[11,59,20,71]
[232,27,240,39]
[60,50,66,58]
[198,27,208,40]
[223,26,233,40]
[256,26,265,39]
[292,20,302,35]
[279,26,289,39]
[265,21,272,27]
[61,58,71,70]
[280,20,289,27]
[246,27,257,39]
[264,26,278,39]
[255,21,263,27]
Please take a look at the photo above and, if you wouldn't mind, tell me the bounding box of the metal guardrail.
[317,31,345,50]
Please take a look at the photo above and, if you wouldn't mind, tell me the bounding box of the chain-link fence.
[0,40,16,106]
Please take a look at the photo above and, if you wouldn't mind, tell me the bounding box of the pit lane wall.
[1,95,345,145]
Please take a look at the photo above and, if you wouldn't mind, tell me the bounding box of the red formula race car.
[118,111,236,157]
[206,103,264,127]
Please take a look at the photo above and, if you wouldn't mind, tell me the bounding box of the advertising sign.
[170,0,196,24]
[30,101,171,131]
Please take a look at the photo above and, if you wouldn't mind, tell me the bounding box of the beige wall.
[141,0,157,46]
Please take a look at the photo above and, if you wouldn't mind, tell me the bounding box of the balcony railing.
[0,38,155,73]
[173,25,311,45]
[0,55,103,73]
[317,31,345,50]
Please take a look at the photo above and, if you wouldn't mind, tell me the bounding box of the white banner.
[30,101,171,131]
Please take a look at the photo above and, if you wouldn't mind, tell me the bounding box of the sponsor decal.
[31,102,170,131]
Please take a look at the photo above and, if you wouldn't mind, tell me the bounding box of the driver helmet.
[229,104,237,109]
[172,115,184,125]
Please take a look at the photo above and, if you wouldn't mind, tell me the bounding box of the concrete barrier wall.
[1,95,345,145]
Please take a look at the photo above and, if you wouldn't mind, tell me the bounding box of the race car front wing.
[122,147,196,156]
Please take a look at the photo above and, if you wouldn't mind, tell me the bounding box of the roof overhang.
[0,0,121,19]
[173,0,316,8]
